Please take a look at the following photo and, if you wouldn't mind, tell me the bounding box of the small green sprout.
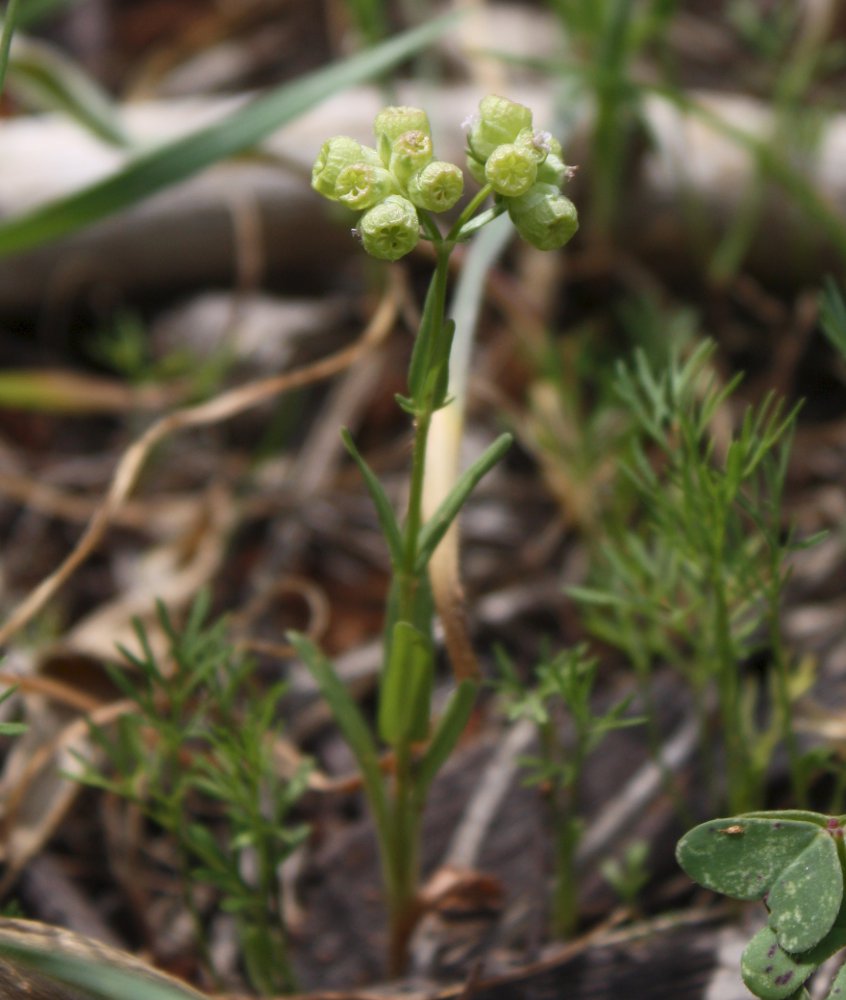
[496,643,642,938]
[74,592,308,994]
[601,840,650,912]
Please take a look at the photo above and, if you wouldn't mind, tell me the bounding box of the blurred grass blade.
[820,277,846,360]
[0,369,162,412]
[286,631,390,835]
[0,10,460,258]
[18,0,79,28]
[341,427,403,568]
[0,925,206,1000]
[0,0,24,96]
[415,679,476,799]
[9,35,129,146]
[415,432,513,572]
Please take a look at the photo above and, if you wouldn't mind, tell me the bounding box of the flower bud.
[374,106,431,165]
[312,136,380,200]
[514,127,552,164]
[335,162,398,211]
[358,195,420,261]
[465,95,532,162]
[537,152,574,187]
[507,182,579,251]
[407,160,464,212]
[484,143,537,197]
[388,130,433,186]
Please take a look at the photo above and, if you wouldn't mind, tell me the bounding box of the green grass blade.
[820,277,846,360]
[0,928,205,1000]
[0,0,24,97]
[8,35,129,146]
[17,0,79,28]
[415,432,512,572]
[287,631,390,835]
[341,427,403,568]
[0,10,460,257]
[415,679,476,800]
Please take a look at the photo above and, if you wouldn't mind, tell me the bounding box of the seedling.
[677,812,846,999]
[299,95,579,973]
[495,644,641,937]
[572,341,814,814]
[75,592,309,995]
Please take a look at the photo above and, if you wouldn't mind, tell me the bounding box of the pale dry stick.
[0,275,401,649]
[423,215,514,683]
[0,670,104,714]
[575,711,699,869]
[442,717,536,871]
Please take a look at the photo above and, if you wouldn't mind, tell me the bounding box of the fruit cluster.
[311,96,578,259]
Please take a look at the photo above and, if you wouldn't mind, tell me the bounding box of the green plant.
[0,917,206,1000]
[541,0,678,234]
[677,811,846,1000]
[0,686,26,737]
[0,0,24,96]
[572,341,815,814]
[297,94,579,974]
[495,644,642,937]
[672,284,846,999]
[74,592,310,995]
[601,839,649,912]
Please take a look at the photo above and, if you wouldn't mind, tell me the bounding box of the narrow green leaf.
[408,264,446,405]
[378,621,433,745]
[9,35,129,146]
[287,631,388,832]
[0,11,460,256]
[0,919,206,1000]
[341,427,403,568]
[17,0,79,28]
[0,0,24,97]
[821,278,846,361]
[416,679,476,799]
[431,319,456,410]
[415,432,512,572]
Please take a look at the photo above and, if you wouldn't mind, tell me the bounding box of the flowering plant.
[297,96,579,974]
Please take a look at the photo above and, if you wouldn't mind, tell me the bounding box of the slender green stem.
[402,408,433,584]
[0,0,23,98]
[448,183,493,242]
[711,563,752,812]
[767,554,805,804]
[399,242,450,596]
[386,743,420,975]
[381,239,454,973]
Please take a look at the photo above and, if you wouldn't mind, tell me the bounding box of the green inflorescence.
[311,95,579,260]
